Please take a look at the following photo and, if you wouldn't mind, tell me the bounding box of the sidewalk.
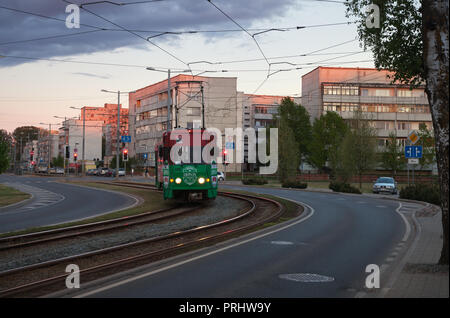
[386,208,449,298]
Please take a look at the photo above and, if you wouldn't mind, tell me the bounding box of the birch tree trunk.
[422,0,449,265]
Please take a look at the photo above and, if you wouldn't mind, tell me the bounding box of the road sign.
[121,135,131,143]
[408,158,419,164]
[405,145,423,158]
[408,131,420,145]
[225,142,235,150]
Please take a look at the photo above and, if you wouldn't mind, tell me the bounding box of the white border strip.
[395,202,411,242]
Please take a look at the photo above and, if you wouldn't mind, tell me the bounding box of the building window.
[374,89,391,97]
[397,89,413,97]
[187,107,201,116]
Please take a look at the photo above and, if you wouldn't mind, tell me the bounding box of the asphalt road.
[66,184,412,298]
[0,175,137,233]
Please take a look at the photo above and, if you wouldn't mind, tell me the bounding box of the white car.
[217,172,225,181]
[373,177,398,194]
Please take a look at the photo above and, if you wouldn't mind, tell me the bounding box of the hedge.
[399,183,441,205]
[329,181,362,194]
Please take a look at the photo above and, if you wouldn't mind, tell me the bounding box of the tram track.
[0,181,294,298]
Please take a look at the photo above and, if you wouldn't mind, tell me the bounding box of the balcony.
[253,113,273,120]
[138,99,170,113]
[323,94,428,105]
[135,116,168,128]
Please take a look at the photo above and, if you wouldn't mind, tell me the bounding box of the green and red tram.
[155,128,218,201]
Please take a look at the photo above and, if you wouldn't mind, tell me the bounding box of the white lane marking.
[74,199,316,298]
[376,205,387,208]
[395,202,411,242]
[270,241,294,245]
[279,273,334,283]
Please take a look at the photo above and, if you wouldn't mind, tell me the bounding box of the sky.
[0,0,374,133]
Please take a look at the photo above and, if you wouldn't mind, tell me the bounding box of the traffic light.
[30,151,34,162]
[65,146,70,159]
[222,150,229,166]
[123,149,128,162]
[73,152,78,162]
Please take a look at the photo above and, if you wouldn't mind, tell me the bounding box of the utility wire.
[60,0,190,69]
[206,0,270,67]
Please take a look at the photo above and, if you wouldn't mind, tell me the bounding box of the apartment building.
[58,118,102,167]
[36,130,59,168]
[301,67,432,148]
[129,75,242,172]
[241,94,301,171]
[80,104,129,163]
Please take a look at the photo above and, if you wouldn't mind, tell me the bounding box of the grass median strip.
[0,182,177,239]
[0,184,31,208]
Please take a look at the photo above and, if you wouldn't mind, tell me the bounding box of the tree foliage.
[416,122,436,169]
[345,0,424,86]
[0,140,9,174]
[309,111,349,175]
[276,97,312,165]
[346,0,449,265]
[337,110,378,187]
[277,115,300,183]
[380,132,406,176]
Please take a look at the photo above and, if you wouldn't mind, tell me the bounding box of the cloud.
[0,0,297,68]
[71,71,111,79]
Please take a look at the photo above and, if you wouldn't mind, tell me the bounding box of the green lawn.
[0,181,177,238]
[0,184,31,207]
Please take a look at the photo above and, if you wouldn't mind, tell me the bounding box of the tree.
[346,0,448,264]
[381,132,406,177]
[276,97,312,168]
[277,116,300,183]
[0,140,9,174]
[51,155,64,168]
[12,126,39,161]
[416,123,436,170]
[309,111,349,176]
[338,110,378,188]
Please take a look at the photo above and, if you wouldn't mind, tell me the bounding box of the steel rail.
[0,190,284,298]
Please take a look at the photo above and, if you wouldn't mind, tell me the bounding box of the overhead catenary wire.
[60,0,191,70]
[206,0,270,68]
[0,4,355,36]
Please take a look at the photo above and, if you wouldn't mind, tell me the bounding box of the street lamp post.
[54,116,77,175]
[101,89,135,180]
[39,122,57,172]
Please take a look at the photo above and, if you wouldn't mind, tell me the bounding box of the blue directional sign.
[121,135,131,143]
[405,145,423,158]
[225,142,235,150]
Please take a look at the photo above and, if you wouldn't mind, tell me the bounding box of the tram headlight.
[175,178,182,184]
[198,177,205,184]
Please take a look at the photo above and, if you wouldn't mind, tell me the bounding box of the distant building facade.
[58,118,102,167]
[129,75,242,173]
[81,103,129,164]
[302,67,432,149]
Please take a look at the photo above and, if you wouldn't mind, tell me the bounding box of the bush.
[282,180,308,189]
[329,181,361,194]
[400,183,441,205]
[242,178,268,185]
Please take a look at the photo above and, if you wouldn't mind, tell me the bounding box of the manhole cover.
[279,273,335,283]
